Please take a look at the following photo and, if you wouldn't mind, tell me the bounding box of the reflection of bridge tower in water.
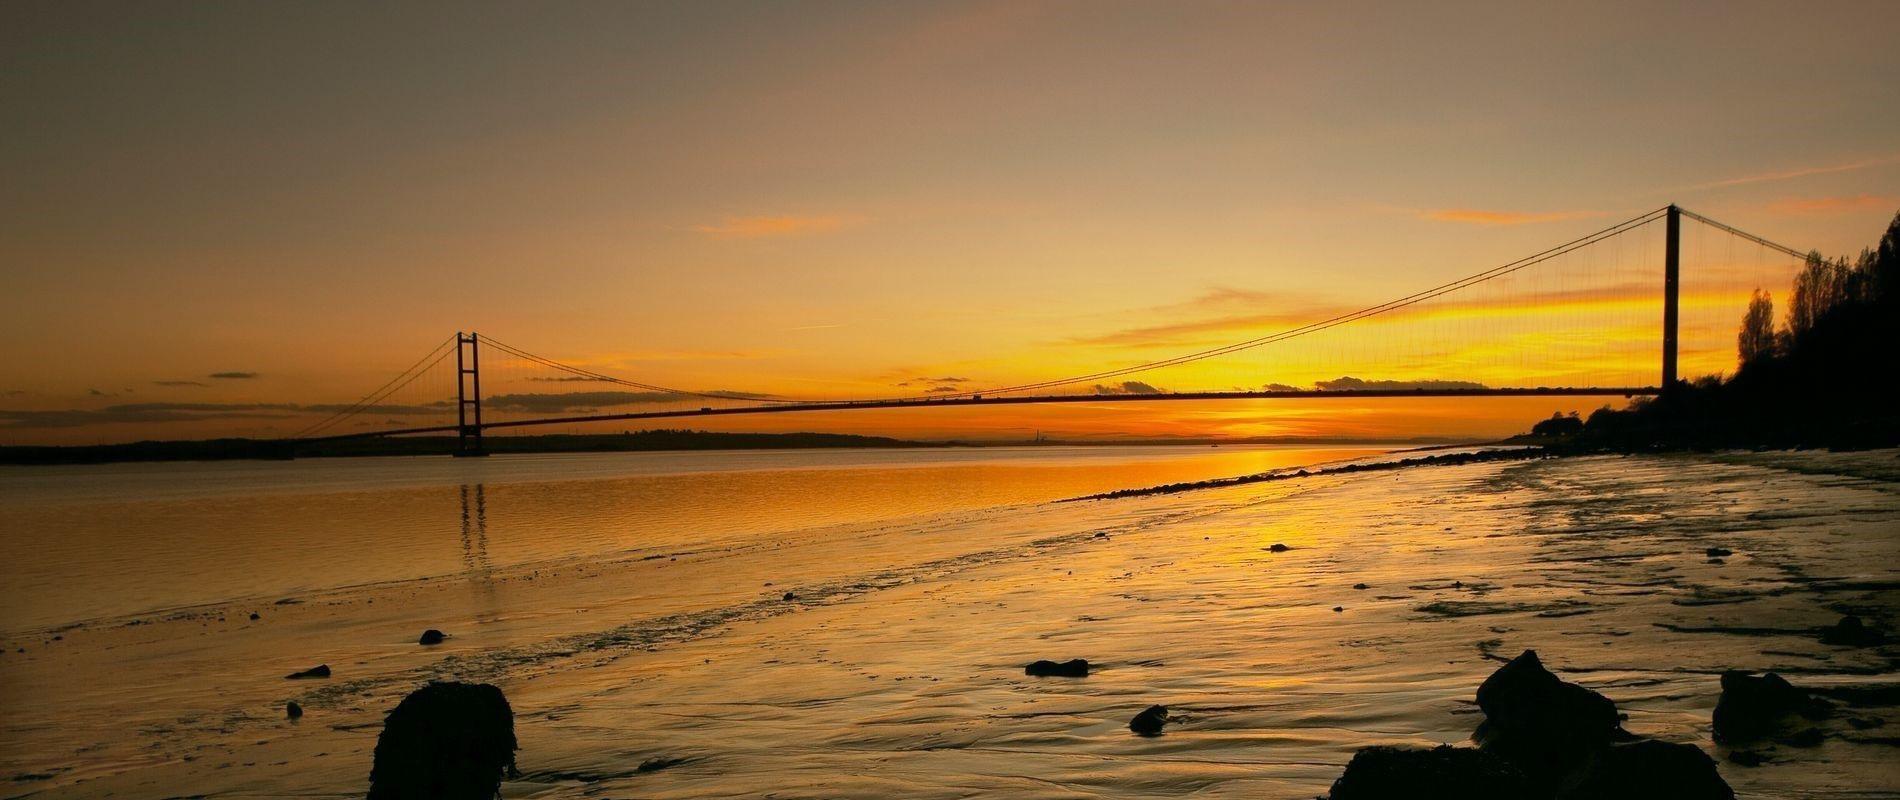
[458,483,501,623]
[458,483,492,573]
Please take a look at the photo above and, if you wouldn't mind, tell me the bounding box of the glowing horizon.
[3,2,1897,446]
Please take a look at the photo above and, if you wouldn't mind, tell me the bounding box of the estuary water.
[0,445,1394,631]
[1,445,1896,799]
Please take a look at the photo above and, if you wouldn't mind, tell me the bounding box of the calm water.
[0,444,1395,632]
[1,448,1896,798]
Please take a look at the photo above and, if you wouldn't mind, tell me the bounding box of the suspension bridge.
[292,205,1812,455]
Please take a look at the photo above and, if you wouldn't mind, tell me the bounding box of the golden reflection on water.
[0,445,1393,630]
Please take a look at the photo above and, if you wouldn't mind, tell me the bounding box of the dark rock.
[1268,543,1291,552]
[1712,670,1828,744]
[1473,650,1622,784]
[368,682,518,800]
[286,701,303,720]
[1704,547,1732,557]
[249,612,261,621]
[1129,704,1169,736]
[637,756,687,772]
[1725,748,1767,767]
[1328,745,1528,800]
[1353,583,1369,590]
[1333,606,1345,613]
[782,591,796,601]
[1024,658,1090,677]
[418,629,446,646]
[1819,615,1886,647]
[285,664,331,680]
[1558,739,1732,800]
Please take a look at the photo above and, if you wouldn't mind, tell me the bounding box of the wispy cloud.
[209,371,258,379]
[690,214,865,239]
[1071,287,1350,349]
[607,349,778,363]
[1688,154,1900,192]
[1766,193,1900,215]
[538,350,778,373]
[1420,208,1602,226]
[0,401,445,429]
[484,390,776,414]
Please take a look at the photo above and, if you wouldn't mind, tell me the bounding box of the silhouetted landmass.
[1518,211,1900,452]
[0,430,934,465]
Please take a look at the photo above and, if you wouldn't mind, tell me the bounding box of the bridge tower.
[1661,204,1681,392]
[454,332,487,457]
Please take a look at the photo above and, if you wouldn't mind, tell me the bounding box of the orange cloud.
[690,214,865,238]
[1421,209,1600,226]
[1766,193,1900,215]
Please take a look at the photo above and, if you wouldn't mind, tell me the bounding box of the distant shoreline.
[0,430,1468,466]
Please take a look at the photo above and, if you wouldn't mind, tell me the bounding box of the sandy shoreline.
[2,449,1896,798]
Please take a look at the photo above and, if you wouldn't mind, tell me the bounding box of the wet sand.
[2,450,1897,798]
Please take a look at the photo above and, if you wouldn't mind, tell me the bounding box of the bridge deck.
[303,386,1657,442]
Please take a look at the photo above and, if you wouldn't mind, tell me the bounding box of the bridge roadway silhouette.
[307,386,1655,442]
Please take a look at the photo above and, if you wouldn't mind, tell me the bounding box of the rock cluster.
[1328,650,1733,799]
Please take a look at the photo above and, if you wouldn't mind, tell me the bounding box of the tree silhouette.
[1737,289,1777,367]
[1788,253,1853,339]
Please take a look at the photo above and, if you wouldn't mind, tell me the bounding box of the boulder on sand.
[1819,615,1886,647]
[1328,745,1528,800]
[367,682,518,800]
[418,629,446,645]
[285,664,331,679]
[1712,670,1829,743]
[1473,650,1623,783]
[1129,704,1170,736]
[1024,658,1090,677]
[1558,738,1733,800]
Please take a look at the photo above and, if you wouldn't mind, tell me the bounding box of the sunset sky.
[3,1,1898,444]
